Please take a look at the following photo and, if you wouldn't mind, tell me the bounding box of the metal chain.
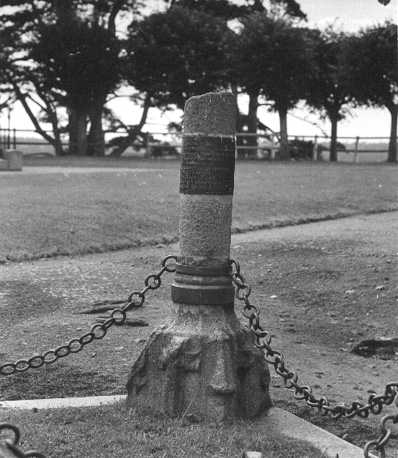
[364,414,398,458]
[0,255,177,377]
[229,259,398,422]
[0,423,46,457]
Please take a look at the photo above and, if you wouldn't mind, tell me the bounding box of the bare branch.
[11,82,55,144]
[288,112,328,136]
[25,93,46,111]
[108,0,126,34]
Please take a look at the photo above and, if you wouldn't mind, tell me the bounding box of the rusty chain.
[1,255,395,456]
[364,414,398,458]
[0,423,46,457]
[229,258,398,456]
[0,255,177,377]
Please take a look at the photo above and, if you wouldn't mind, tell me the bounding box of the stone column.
[126,92,271,421]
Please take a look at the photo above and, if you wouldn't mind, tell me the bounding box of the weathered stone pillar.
[127,92,271,421]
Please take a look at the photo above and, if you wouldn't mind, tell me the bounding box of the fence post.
[12,129,16,150]
[354,136,360,163]
[312,135,318,161]
[126,92,271,421]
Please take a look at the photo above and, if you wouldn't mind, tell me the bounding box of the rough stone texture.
[184,92,236,136]
[179,195,233,263]
[180,136,235,195]
[127,92,271,420]
[126,304,270,420]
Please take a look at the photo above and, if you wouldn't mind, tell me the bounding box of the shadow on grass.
[0,364,119,400]
[0,280,63,323]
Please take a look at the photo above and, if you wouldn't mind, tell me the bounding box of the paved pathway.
[0,211,396,457]
[1,166,166,175]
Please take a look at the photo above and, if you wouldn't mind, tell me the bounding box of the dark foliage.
[125,6,232,109]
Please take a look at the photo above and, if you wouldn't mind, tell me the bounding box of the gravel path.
[1,166,166,175]
[0,211,397,452]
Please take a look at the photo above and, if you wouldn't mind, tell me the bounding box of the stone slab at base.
[0,395,125,410]
[262,408,376,458]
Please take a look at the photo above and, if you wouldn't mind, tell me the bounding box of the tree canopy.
[345,21,397,162]
[0,0,395,161]
[235,13,313,158]
[304,29,355,161]
[125,6,232,110]
[0,0,141,155]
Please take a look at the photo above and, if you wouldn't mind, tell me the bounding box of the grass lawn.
[0,158,397,457]
[0,212,396,454]
[0,403,328,458]
[0,158,397,262]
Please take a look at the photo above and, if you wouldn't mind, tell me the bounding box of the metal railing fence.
[0,128,394,162]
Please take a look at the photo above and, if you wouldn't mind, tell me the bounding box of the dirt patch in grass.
[0,403,327,458]
[0,212,397,455]
[0,364,119,400]
[0,161,397,262]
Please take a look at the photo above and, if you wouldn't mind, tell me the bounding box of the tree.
[125,6,232,109]
[305,29,354,162]
[0,30,17,117]
[345,22,398,162]
[116,6,233,156]
[0,5,67,155]
[220,1,307,158]
[0,0,140,155]
[235,13,313,159]
[32,19,122,155]
[165,0,306,20]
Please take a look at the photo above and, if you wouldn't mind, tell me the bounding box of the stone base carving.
[126,303,271,421]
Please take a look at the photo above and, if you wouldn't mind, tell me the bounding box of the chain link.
[0,423,46,457]
[0,255,177,377]
[229,259,398,455]
[364,414,398,458]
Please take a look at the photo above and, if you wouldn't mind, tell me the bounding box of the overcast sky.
[3,0,397,139]
[141,0,397,138]
[300,0,395,30]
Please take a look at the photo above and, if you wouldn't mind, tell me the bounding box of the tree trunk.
[245,91,258,158]
[69,108,88,155]
[48,107,64,156]
[53,136,64,156]
[387,104,397,163]
[278,106,289,160]
[87,102,105,156]
[329,115,338,162]
[108,95,151,157]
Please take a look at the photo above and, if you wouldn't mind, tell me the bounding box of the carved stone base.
[126,303,271,421]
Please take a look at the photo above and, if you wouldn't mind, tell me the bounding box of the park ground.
[1,158,397,262]
[0,159,397,457]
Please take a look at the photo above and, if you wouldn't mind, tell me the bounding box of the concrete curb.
[0,396,375,457]
[0,395,125,410]
[261,408,374,458]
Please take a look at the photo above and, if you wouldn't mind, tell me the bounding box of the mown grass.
[0,159,397,262]
[0,403,327,458]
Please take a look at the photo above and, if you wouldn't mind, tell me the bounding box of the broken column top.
[184,92,236,136]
